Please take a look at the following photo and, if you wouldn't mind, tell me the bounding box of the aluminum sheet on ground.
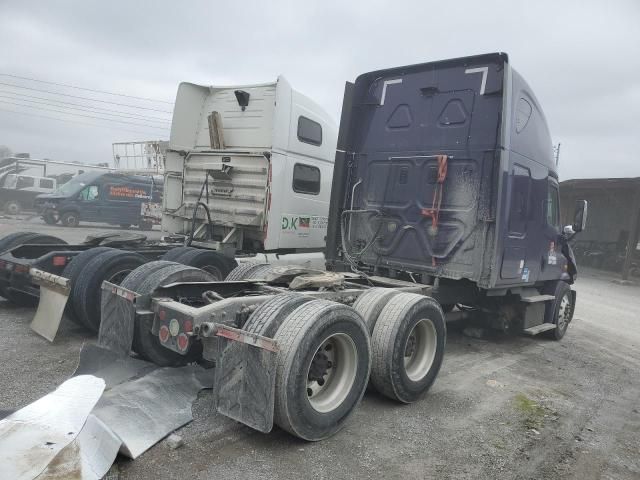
[30,285,70,342]
[74,343,156,389]
[0,376,105,480]
[35,414,121,480]
[91,366,208,458]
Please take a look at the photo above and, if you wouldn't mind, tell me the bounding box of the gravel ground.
[0,219,639,479]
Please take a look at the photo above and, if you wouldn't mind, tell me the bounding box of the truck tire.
[130,263,215,366]
[225,262,264,281]
[0,232,66,254]
[73,249,146,332]
[273,300,370,441]
[160,246,193,261]
[244,292,313,335]
[138,219,153,231]
[4,200,21,215]
[61,246,114,325]
[370,292,446,404]
[244,263,275,280]
[176,249,238,280]
[43,212,58,225]
[119,261,184,354]
[542,281,573,340]
[61,211,80,227]
[352,288,402,333]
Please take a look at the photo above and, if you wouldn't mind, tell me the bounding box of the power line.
[0,73,173,104]
[0,108,170,137]
[0,81,173,113]
[0,100,169,131]
[0,89,172,120]
[0,92,172,124]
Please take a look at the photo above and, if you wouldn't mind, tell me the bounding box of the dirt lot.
[0,219,639,479]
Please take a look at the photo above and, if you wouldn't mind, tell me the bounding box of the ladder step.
[520,294,556,303]
[523,323,556,335]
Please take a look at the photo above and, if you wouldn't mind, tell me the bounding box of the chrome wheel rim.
[306,333,357,413]
[404,319,437,381]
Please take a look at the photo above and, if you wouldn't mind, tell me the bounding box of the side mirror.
[572,200,587,233]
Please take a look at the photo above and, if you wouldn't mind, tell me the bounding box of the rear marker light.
[52,256,66,267]
[183,319,193,333]
[159,325,170,343]
[169,319,180,337]
[177,333,189,352]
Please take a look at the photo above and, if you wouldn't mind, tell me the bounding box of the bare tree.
[0,145,12,159]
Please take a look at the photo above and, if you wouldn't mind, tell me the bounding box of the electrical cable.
[0,90,171,122]
[0,99,168,130]
[0,73,173,104]
[0,81,173,113]
[0,107,168,136]
[0,94,171,124]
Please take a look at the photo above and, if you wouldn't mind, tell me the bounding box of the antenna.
[553,143,561,165]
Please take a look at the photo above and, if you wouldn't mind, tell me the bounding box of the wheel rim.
[403,319,437,382]
[557,293,572,332]
[108,269,133,285]
[306,333,358,413]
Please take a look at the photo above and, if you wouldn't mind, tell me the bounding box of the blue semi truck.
[0,54,587,443]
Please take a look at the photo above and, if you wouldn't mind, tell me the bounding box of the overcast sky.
[0,0,638,180]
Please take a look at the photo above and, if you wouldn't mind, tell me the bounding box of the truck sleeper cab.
[36,171,163,230]
[327,52,587,338]
[162,76,337,255]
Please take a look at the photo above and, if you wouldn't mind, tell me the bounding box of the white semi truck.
[0,76,337,337]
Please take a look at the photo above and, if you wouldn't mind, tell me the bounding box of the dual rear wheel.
[241,289,446,441]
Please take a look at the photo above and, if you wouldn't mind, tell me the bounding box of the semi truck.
[0,76,337,338]
[83,52,587,442]
[0,53,587,443]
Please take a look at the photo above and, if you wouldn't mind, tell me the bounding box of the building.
[560,177,640,280]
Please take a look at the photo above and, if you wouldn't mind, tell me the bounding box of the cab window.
[40,178,55,189]
[292,163,321,195]
[297,116,322,146]
[16,176,35,189]
[79,185,99,201]
[545,183,560,229]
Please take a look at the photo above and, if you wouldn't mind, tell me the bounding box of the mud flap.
[29,268,70,342]
[211,325,278,433]
[97,281,146,357]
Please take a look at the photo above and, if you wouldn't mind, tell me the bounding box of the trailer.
[0,76,337,340]
[86,53,588,442]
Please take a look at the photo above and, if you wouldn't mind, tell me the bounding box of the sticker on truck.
[281,215,328,237]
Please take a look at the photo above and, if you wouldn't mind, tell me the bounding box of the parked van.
[0,174,57,214]
[35,171,163,230]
